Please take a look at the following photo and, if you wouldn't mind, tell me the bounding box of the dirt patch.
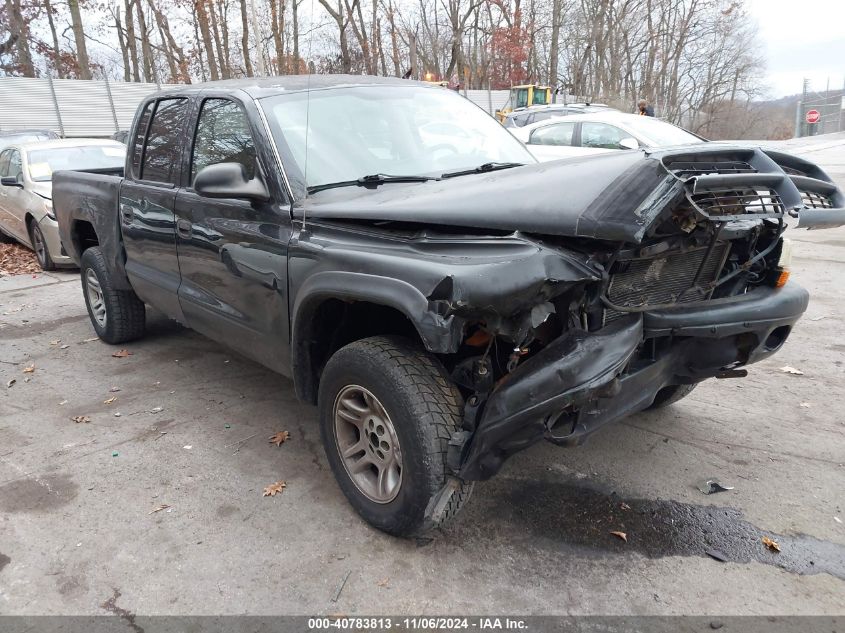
[0,473,78,513]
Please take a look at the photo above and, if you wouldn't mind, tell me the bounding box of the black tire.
[648,383,697,409]
[317,335,473,537]
[0,228,14,243]
[80,246,146,344]
[28,221,56,271]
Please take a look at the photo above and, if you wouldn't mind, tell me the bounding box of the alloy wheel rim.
[333,385,403,504]
[32,226,46,265]
[85,268,107,328]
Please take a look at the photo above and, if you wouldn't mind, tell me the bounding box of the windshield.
[262,85,534,192]
[623,116,704,146]
[27,144,125,182]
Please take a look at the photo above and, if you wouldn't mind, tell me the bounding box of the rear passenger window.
[191,99,256,183]
[131,101,153,178]
[142,98,189,184]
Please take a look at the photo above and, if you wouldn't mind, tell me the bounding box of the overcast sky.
[748,0,845,98]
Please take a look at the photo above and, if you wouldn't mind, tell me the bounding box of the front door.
[120,97,191,322]
[174,96,293,375]
[0,149,29,242]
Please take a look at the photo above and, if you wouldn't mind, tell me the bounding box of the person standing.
[637,99,655,116]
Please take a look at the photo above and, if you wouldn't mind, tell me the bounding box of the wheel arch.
[290,272,464,404]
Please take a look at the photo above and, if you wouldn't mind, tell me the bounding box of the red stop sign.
[806,109,820,124]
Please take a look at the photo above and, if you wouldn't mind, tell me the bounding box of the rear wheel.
[648,383,697,409]
[318,336,473,537]
[28,222,56,271]
[80,246,146,344]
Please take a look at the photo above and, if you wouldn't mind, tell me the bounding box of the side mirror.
[618,137,639,150]
[193,162,270,202]
[1,177,23,187]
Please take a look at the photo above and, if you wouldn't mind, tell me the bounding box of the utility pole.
[248,0,266,76]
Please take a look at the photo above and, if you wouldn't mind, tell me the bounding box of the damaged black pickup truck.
[54,76,845,537]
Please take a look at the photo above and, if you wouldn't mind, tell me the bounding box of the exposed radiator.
[604,242,729,324]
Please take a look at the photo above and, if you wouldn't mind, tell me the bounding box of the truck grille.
[666,159,755,177]
[691,187,784,217]
[801,189,833,209]
[604,243,729,324]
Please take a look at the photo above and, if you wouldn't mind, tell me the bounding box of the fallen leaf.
[269,431,290,447]
[150,406,163,413]
[263,481,287,497]
[799,402,811,408]
[103,397,117,405]
[109,386,121,392]
[183,445,192,450]
[50,339,61,345]
[376,577,389,587]
[779,366,804,376]
[834,516,842,524]
[6,379,16,388]
[149,504,171,514]
[762,536,781,552]
[72,415,91,424]
[83,337,99,343]
[59,399,67,405]
[60,344,69,349]
[610,531,627,543]
[22,364,35,373]
[620,502,631,511]
[112,349,132,358]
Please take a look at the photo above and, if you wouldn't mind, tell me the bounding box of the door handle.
[120,205,134,224]
[176,218,192,238]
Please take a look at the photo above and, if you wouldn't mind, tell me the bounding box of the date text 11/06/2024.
[308,617,528,630]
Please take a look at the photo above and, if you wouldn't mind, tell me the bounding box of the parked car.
[53,76,844,537]
[502,103,614,128]
[0,139,125,270]
[0,128,60,152]
[511,111,706,161]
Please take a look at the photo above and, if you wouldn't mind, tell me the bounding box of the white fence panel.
[0,77,62,133]
[465,90,510,115]
[51,79,116,137]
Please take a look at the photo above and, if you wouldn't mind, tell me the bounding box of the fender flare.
[290,271,463,402]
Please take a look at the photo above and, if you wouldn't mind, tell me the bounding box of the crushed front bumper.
[456,282,809,481]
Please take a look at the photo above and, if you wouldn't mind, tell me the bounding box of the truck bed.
[53,168,132,288]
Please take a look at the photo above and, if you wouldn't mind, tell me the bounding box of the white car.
[0,139,125,269]
[510,111,706,162]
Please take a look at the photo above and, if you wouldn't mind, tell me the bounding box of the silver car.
[0,139,125,270]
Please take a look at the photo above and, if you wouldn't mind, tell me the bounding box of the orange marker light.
[775,270,790,288]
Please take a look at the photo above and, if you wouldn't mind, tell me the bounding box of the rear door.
[120,97,192,321]
[173,95,294,375]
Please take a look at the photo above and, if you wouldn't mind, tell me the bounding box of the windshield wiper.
[307,174,438,194]
[441,162,525,179]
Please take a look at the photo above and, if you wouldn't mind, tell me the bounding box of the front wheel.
[80,246,146,344]
[29,222,56,271]
[318,336,473,537]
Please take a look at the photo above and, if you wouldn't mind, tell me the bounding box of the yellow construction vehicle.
[495,84,553,122]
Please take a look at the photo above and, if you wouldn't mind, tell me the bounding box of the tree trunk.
[67,0,91,78]
[292,0,300,71]
[149,0,191,82]
[240,0,253,76]
[125,0,140,81]
[195,0,220,80]
[135,0,156,82]
[548,0,561,87]
[208,0,229,78]
[268,0,284,72]
[44,0,64,77]
[113,6,131,81]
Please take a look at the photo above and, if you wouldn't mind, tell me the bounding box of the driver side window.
[0,150,11,177]
[529,122,576,146]
[191,99,257,183]
[7,151,22,182]
[581,123,628,149]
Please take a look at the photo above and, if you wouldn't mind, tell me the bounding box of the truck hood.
[299,151,671,243]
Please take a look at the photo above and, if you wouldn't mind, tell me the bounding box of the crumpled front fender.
[457,316,643,480]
